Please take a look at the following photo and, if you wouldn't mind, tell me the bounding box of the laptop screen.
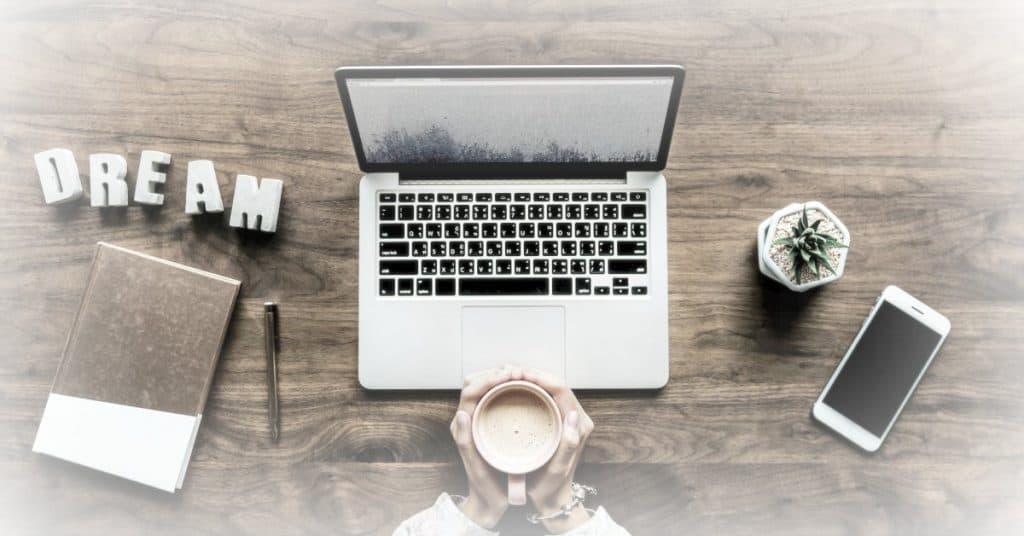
[337,66,684,178]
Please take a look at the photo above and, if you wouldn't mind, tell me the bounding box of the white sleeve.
[544,507,631,536]
[392,493,500,536]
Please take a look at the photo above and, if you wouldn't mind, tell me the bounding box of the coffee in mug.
[472,380,562,505]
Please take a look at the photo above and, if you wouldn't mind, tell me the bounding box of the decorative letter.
[34,148,83,205]
[133,150,172,205]
[88,153,129,207]
[185,160,224,215]
[229,175,283,233]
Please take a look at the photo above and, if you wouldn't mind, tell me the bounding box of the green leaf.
[800,205,809,229]
[808,259,820,278]
[773,237,796,247]
[811,219,822,231]
[819,255,837,275]
[800,248,811,263]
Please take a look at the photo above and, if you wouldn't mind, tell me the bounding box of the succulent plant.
[773,204,848,283]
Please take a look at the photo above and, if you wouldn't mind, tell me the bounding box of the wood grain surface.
[2,1,1023,534]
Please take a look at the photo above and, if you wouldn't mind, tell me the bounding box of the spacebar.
[459,278,549,295]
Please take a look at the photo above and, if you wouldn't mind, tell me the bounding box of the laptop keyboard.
[376,190,650,297]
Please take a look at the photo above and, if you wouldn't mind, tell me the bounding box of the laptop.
[335,65,685,389]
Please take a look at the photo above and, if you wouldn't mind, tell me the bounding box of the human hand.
[450,366,524,529]
[523,369,595,534]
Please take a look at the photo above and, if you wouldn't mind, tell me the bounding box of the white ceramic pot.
[758,201,850,292]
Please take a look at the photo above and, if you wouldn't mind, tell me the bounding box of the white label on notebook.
[33,393,197,493]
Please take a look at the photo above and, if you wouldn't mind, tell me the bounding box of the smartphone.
[813,286,950,452]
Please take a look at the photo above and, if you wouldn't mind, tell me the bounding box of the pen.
[264,302,280,442]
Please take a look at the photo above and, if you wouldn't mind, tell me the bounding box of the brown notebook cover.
[33,242,240,491]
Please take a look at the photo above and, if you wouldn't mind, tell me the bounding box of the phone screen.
[823,301,943,436]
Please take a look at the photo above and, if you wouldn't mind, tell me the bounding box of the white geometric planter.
[758,201,850,292]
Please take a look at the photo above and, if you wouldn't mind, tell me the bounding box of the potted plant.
[758,201,850,292]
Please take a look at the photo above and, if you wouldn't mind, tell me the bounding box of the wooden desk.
[2,1,1022,534]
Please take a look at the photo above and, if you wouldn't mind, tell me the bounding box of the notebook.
[32,242,240,492]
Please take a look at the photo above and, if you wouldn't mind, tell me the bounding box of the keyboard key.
[560,241,577,256]
[475,193,492,202]
[482,223,498,238]
[613,278,628,287]
[566,204,582,219]
[449,241,465,256]
[459,260,475,274]
[421,260,437,275]
[528,205,544,220]
[538,222,554,238]
[418,193,435,203]
[501,223,517,238]
[416,205,433,220]
[399,193,416,202]
[457,193,474,202]
[430,241,447,257]
[496,192,512,202]
[397,278,414,296]
[533,192,550,202]
[518,222,535,238]
[514,259,531,274]
[440,260,456,275]
[613,287,629,295]
[412,241,428,256]
[617,241,647,256]
[575,277,592,295]
[572,192,589,201]
[609,259,647,274]
[524,241,540,256]
[556,223,573,238]
[547,205,563,220]
[473,205,489,219]
[602,204,619,219]
[630,192,647,201]
[379,193,396,202]
[580,241,596,256]
[445,223,461,238]
[595,286,610,295]
[589,259,605,274]
[554,192,569,202]
[631,286,648,295]
[477,259,493,274]
[496,260,512,274]
[570,259,587,274]
[592,192,608,201]
[594,222,610,238]
[407,223,423,238]
[542,241,559,256]
[379,223,404,238]
[505,241,521,256]
[552,259,568,274]
[611,192,627,201]
[613,222,629,237]
[533,259,549,274]
[552,277,573,295]
[631,223,647,237]
[598,241,614,256]
[416,278,432,296]
[468,241,484,256]
[379,205,396,221]
[515,192,531,202]
[460,278,549,296]
[491,205,507,220]
[379,242,409,257]
[379,278,395,296]
[435,205,451,220]
[463,223,479,238]
[584,204,600,219]
[486,241,503,256]
[454,205,471,220]
[622,204,647,219]
[436,278,456,295]
[438,193,454,202]
[574,222,591,238]
[398,205,415,220]
[426,223,442,238]
[380,260,417,275]
[510,205,526,220]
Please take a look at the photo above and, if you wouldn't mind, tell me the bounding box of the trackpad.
[461,307,566,379]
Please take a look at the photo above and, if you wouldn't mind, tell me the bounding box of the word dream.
[34,148,283,233]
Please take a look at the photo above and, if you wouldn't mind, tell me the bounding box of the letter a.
[185,160,224,214]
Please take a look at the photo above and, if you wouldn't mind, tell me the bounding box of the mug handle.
[508,473,526,505]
